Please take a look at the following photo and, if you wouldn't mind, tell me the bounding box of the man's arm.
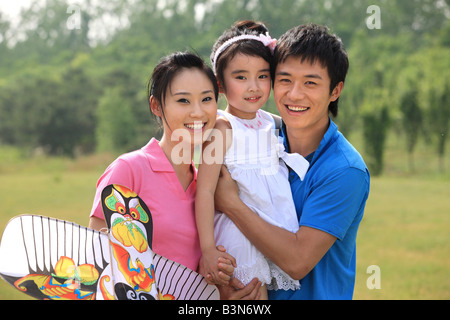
[214,166,336,280]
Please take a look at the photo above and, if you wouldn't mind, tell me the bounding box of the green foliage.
[0,0,449,174]
[362,105,390,176]
[417,46,450,172]
[400,87,422,171]
[96,88,136,153]
[0,65,99,156]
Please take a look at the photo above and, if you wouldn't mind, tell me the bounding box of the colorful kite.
[0,184,219,300]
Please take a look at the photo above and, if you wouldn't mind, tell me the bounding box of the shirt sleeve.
[299,167,369,240]
[89,158,135,220]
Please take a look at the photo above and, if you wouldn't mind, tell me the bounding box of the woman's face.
[152,67,218,151]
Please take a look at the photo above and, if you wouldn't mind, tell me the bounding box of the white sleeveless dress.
[213,109,309,291]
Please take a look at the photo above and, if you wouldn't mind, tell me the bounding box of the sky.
[0,1,81,20]
[0,0,121,45]
[0,0,31,20]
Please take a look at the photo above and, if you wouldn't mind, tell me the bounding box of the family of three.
[88,20,370,300]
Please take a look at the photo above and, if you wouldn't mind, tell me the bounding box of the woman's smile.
[184,121,208,131]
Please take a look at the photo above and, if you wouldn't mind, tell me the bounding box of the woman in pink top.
[89,52,232,277]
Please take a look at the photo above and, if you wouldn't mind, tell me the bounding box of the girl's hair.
[147,51,219,125]
[211,20,273,88]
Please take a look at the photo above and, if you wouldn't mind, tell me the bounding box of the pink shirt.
[90,138,201,271]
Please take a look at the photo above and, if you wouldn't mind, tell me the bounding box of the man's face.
[273,56,342,134]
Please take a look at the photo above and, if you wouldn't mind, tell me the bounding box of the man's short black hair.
[273,24,349,117]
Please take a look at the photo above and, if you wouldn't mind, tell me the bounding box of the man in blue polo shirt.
[213,24,370,300]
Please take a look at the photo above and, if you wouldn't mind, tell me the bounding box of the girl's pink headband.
[212,32,277,74]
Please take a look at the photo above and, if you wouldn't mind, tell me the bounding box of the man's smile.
[286,105,309,112]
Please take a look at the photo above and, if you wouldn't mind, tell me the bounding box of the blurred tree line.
[0,0,449,176]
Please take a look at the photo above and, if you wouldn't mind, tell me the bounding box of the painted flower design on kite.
[53,256,100,285]
[14,256,99,300]
[111,217,148,253]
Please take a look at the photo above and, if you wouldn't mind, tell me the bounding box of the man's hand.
[214,165,241,214]
[219,278,262,300]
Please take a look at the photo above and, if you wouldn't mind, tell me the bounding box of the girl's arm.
[195,118,235,285]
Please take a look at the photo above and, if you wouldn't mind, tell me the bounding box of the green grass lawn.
[354,176,450,299]
[0,171,101,300]
[0,149,449,300]
[0,152,110,300]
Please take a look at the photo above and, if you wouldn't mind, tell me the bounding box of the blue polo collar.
[281,117,338,166]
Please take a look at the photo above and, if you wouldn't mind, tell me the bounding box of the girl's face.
[151,68,217,148]
[221,53,271,119]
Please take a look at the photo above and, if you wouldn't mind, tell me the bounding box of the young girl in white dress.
[195,20,309,299]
